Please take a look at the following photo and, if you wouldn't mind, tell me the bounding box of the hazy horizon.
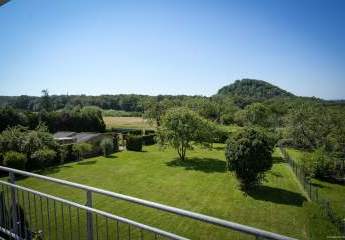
[1,0,344,99]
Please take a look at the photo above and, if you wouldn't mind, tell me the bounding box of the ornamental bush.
[225,127,274,190]
[3,151,27,170]
[30,148,57,169]
[100,138,114,157]
[142,134,156,146]
[126,136,143,151]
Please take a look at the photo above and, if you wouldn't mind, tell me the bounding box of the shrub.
[142,134,156,146]
[225,127,274,190]
[30,148,57,169]
[113,135,119,152]
[312,148,333,179]
[100,138,114,157]
[3,151,27,170]
[126,136,143,151]
[72,143,93,160]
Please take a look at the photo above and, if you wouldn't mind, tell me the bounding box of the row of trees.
[0,106,105,133]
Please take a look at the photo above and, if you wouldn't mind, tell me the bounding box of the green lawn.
[11,145,339,239]
[286,148,345,219]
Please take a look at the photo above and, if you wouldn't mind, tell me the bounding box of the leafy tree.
[158,107,215,161]
[244,103,271,127]
[225,127,274,190]
[144,98,174,127]
[0,107,27,132]
[288,103,333,149]
[40,89,52,111]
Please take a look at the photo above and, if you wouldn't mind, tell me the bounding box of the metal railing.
[0,166,296,240]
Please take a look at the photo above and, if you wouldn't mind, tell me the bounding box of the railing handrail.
[0,166,296,240]
[0,180,188,240]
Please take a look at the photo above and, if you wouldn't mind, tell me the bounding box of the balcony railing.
[0,166,296,240]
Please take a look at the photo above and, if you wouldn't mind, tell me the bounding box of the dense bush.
[312,148,334,179]
[73,143,93,160]
[126,136,143,151]
[3,151,27,170]
[100,138,114,157]
[225,127,274,190]
[113,135,119,152]
[30,148,57,169]
[142,134,156,145]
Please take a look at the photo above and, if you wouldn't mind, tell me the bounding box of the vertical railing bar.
[8,172,19,239]
[128,224,130,240]
[27,190,33,232]
[140,228,144,240]
[5,185,11,229]
[0,184,5,229]
[95,214,99,240]
[39,196,44,235]
[116,221,119,240]
[77,208,81,240]
[86,190,93,240]
[69,205,73,240]
[21,190,28,240]
[54,200,58,240]
[16,189,23,239]
[33,194,38,232]
[106,217,109,240]
[61,202,65,238]
[46,198,51,240]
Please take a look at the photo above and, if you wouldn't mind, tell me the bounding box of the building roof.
[54,132,102,143]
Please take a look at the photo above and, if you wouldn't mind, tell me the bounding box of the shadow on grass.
[166,157,226,173]
[269,171,283,178]
[272,156,285,164]
[247,186,307,206]
[77,160,98,165]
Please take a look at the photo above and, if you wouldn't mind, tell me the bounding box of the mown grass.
[286,148,345,219]
[10,145,339,239]
[103,116,153,129]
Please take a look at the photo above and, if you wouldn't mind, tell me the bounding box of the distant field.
[103,116,154,129]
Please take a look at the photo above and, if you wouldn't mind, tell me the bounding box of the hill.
[216,79,295,99]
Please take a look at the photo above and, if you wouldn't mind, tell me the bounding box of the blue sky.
[1,0,344,99]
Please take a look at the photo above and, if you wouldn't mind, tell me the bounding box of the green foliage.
[225,127,274,190]
[126,135,143,151]
[244,103,271,127]
[288,103,329,149]
[3,151,27,170]
[30,148,57,168]
[72,143,93,160]
[311,148,333,179]
[0,107,28,132]
[158,107,215,160]
[217,79,294,99]
[142,134,156,145]
[100,138,114,157]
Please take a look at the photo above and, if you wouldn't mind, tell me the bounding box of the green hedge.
[126,136,143,151]
[3,151,27,170]
[142,134,156,146]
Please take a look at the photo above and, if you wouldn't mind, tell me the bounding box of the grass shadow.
[166,157,226,173]
[247,185,307,206]
[272,156,285,164]
[269,171,283,178]
[77,160,98,165]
